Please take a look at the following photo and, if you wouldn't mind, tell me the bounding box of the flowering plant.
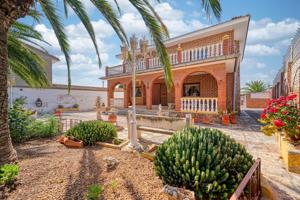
[259,94,300,140]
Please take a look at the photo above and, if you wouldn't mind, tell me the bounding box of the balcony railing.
[106,41,237,77]
[181,97,218,113]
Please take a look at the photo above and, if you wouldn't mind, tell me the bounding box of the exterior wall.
[226,72,234,111]
[244,92,271,109]
[9,86,123,113]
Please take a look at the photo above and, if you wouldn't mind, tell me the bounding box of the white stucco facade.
[9,86,123,114]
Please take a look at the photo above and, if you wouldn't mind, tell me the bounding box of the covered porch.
[108,64,228,114]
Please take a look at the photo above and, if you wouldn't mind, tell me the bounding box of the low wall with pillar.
[136,114,186,131]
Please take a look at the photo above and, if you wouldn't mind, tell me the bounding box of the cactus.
[154,127,253,200]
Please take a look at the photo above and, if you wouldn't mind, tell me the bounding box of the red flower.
[263,108,267,113]
[269,107,277,113]
[260,113,267,119]
[287,94,297,100]
[282,110,288,115]
[274,119,286,128]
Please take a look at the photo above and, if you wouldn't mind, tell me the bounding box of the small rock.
[103,156,119,171]
[161,185,192,200]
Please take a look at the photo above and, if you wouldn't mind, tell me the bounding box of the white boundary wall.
[9,87,123,113]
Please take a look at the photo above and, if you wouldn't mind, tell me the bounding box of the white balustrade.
[107,41,226,76]
[110,98,124,108]
[180,97,218,113]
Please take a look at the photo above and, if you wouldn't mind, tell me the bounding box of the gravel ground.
[6,138,167,200]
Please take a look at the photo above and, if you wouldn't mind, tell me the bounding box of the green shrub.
[27,116,59,139]
[0,164,19,185]
[8,98,32,143]
[154,127,253,200]
[65,120,117,145]
[86,184,103,200]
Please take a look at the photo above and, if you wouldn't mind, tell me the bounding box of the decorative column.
[177,44,182,64]
[222,34,230,55]
[140,37,148,70]
[217,76,227,111]
[146,81,152,110]
[107,82,114,108]
[123,83,129,108]
[174,82,182,111]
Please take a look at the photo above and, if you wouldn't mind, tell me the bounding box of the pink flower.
[274,119,286,128]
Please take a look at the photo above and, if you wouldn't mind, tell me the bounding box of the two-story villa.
[102,15,250,114]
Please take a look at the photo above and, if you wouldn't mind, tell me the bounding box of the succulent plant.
[65,120,117,145]
[154,127,253,200]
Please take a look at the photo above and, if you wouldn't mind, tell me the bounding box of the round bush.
[154,127,253,200]
[65,121,117,145]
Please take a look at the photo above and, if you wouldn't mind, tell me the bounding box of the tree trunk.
[0,26,17,165]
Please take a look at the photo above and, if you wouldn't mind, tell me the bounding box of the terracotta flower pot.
[230,115,237,124]
[202,116,211,124]
[222,114,230,125]
[63,138,83,148]
[108,113,117,122]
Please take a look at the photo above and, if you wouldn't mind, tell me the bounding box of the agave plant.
[0,0,221,165]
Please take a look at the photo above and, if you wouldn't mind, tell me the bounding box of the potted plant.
[192,114,201,123]
[219,110,229,125]
[202,115,211,124]
[229,111,238,124]
[108,112,117,122]
[259,94,300,173]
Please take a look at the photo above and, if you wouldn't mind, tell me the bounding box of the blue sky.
[23,0,300,87]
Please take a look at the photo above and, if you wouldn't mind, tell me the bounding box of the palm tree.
[0,0,221,165]
[8,10,50,88]
[242,80,268,93]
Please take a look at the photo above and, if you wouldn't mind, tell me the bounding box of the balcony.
[105,41,239,78]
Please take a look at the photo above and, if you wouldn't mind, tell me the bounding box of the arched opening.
[110,82,125,108]
[181,71,218,113]
[127,80,146,106]
[182,72,218,98]
[151,76,175,108]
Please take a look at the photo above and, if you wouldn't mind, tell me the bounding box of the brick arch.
[107,80,129,108]
[127,79,147,106]
[181,71,218,98]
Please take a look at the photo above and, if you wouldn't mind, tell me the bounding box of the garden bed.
[7,138,168,200]
[96,138,129,150]
[275,132,300,174]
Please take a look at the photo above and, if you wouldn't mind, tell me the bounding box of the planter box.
[275,132,300,174]
[55,108,79,113]
[96,139,129,150]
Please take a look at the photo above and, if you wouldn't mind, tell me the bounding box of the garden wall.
[9,85,123,114]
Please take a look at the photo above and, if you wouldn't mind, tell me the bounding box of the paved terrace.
[62,111,300,200]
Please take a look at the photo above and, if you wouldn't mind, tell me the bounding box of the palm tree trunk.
[0,26,17,165]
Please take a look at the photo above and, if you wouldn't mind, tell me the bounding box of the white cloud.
[241,58,267,69]
[245,44,280,56]
[248,18,299,43]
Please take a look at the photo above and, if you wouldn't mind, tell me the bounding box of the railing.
[106,41,237,76]
[230,158,261,200]
[181,97,218,113]
[110,98,124,108]
[58,118,82,132]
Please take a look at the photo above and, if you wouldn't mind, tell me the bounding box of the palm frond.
[39,0,71,92]
[142,0,169,37]
[27,9,43,23]
[129,0,172,89]
[8,34,49,87]
[201,0,222,20]
[64,0,102,67]
[90,0,128,45]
